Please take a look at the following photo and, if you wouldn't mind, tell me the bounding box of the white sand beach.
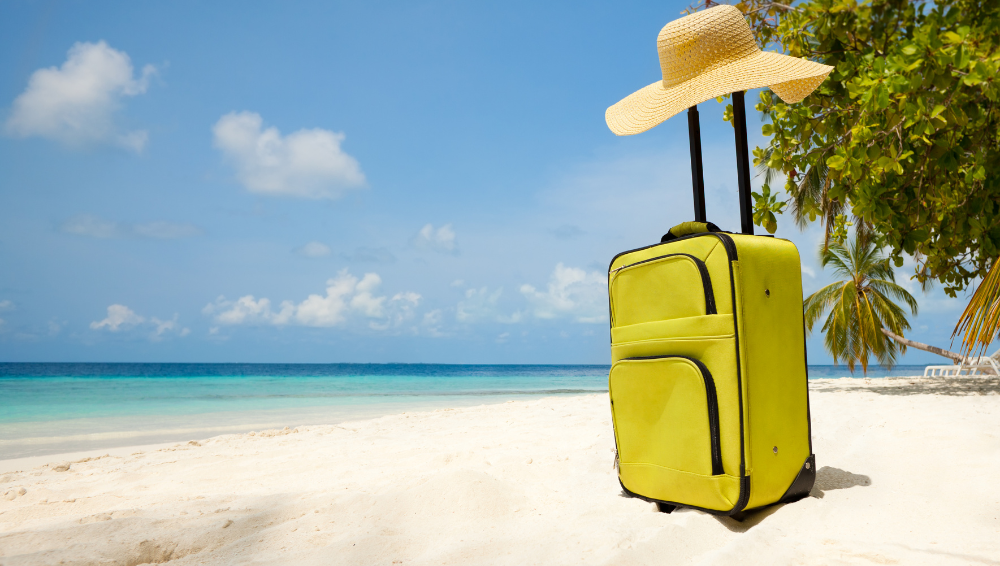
[1,377,998,565]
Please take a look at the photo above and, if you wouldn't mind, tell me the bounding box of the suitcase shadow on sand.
[712,466,871,532]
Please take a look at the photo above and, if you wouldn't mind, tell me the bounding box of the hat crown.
[657,5,760,88]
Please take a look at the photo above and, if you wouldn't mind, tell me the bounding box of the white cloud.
[5,41,155,152]
[423,309,443,326]
[801,265,816,278]
[90,304,190,338]
[371,292,421,331]
[454,286,524,324]
[520,263,607,323]
[62,214,118,238]
[212,111,365,199]
[204,295,283,325]
[413,223,457,254]
[62,214,201,239]
[205,270,420,330]
[90,304,144,331]
[456,287,503,323]
[150,315,191,339]
[418,309,448,337]
[296,241,332,258]
[48,320,64,336]
[131,221,201,239]
[451,279,465,287]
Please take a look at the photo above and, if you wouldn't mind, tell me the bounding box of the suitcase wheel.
[656,502,677,514]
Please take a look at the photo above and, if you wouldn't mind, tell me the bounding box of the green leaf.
[910,228,930,243]
[764,212,777,234]
[827,155,847,170]
[929,105,946,119]
[875,84,890,110]
[963,74,983,87]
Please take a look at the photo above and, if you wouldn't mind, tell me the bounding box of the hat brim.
[605,51,833,136]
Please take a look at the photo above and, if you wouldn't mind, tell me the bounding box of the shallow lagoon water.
[0,363,930,459]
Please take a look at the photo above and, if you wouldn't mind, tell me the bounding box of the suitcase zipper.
[619,355,723,476]
[609,254,717,326]
[608,232,738,275]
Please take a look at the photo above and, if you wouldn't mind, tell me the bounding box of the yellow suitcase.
[607,93,815,515]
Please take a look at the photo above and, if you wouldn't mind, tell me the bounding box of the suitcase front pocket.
[610,356,722,477]
[609,253,716,327]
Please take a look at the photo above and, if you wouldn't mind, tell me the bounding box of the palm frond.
[851,241,893,282]
[867,288,911,335]
[755,146,780,186]
[953,257,1000,358]
[868,279,918,315]
[787,163,833,231]
[819,241,853,280]
[821,280,852,368]
[861,289,902,370]
[803,281,846,333]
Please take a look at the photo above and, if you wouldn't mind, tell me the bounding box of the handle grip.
[661,221,722,243]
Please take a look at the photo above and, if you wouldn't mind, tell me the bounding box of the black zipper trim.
[609,253,717,321]
[619,475,751,517]
[719,233,747,483]
[618,355,723,476]
[608,232,737,274]
[732,473,751,514]
[803,320,813,454]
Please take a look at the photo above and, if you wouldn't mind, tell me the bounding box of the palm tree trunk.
[880,328,967,364]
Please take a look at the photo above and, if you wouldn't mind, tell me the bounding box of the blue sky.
[0,0,980,365]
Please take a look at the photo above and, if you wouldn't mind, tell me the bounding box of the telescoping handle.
[688,106,707,223]
[686,91,754,235]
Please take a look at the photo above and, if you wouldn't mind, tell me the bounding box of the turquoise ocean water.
[0,363,930,460]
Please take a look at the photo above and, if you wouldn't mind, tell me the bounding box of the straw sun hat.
[606,5,833,136]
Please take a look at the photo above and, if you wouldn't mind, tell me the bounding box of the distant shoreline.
[0,361,934,374]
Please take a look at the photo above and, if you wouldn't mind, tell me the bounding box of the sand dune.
[1,377,998,565]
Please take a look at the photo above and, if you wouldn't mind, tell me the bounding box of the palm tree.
[803,231,918,374]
